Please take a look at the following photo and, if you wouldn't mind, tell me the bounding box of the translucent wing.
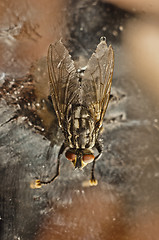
[81,37,114,126]
[47,40,80,128]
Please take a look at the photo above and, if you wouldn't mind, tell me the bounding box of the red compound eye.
[65,151,76,161]
[83,154,94,164]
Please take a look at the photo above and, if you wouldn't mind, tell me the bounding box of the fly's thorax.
[65,105,96,149]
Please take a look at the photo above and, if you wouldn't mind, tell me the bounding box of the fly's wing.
[81,37,114,127]
[47,40,80,128]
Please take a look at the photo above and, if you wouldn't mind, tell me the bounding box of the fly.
[32,36,114,188]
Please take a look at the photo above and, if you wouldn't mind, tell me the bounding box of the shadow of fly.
[32,37,114,188]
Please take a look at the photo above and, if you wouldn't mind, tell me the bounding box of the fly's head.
[65,148,94,169]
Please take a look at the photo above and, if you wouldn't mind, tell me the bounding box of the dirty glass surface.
[0,0,159,239]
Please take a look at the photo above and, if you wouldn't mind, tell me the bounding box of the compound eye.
[65,151,76,161]
[83,154,94,164]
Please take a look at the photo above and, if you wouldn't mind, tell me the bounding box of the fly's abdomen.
[67,105,96,149]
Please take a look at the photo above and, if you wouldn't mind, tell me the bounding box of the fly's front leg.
[30,142,67,188]
[90,140,103,186]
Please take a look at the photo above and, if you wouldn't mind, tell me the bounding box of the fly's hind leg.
[90,140,103,186]
[30,142,67,188]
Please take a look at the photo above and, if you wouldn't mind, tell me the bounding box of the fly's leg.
[0,113,19,127]
[90,140,103,186]
[30,143,66,188]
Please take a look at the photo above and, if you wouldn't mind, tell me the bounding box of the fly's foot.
[30,179,42,189]
[89,178,98,186]
[82,178,98,187]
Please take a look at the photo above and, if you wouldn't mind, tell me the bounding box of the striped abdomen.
[65,105,96,149]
